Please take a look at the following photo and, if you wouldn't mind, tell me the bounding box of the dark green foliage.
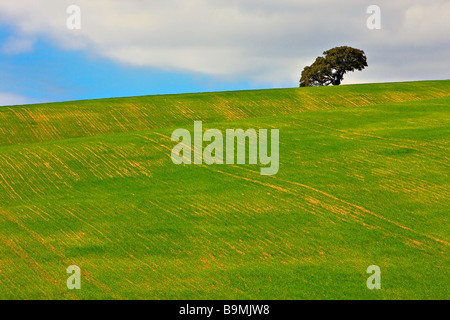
[300,46,368,87]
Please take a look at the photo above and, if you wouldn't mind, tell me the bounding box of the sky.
[0,0,449,106]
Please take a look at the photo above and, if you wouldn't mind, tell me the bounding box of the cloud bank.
[0,0,448,85]
[0,92,34,106]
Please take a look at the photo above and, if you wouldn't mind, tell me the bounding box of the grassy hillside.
[0,80,449,299]
[1,81,448,147]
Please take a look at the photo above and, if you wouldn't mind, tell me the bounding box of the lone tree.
[300,46,367,87]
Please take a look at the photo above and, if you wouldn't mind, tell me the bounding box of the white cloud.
[400,2,450,46]
[0,0,448,85]
[0,92,33,106]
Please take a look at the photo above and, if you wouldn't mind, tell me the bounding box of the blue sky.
[0,0,448,106]
[0,26,260,105]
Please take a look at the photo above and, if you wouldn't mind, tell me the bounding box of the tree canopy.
[300,46,368,87]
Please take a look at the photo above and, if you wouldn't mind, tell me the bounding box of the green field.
[0,80,449,299]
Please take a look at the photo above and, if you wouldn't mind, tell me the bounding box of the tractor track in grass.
[0,81,449,299]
